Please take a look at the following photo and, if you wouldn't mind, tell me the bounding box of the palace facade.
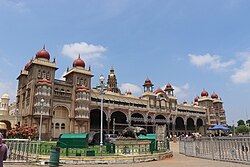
[13,47,226,140]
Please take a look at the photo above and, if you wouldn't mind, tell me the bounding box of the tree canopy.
[236,125,249,135]
[237,120,245,126]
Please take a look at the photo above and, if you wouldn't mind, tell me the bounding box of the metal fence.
[3,139,38,162]
[179,137,250,164]
[3,138,170,162]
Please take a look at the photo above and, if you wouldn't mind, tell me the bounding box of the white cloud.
[231,52,250,84]
[173,83,190,102]
[0,0,28,13]
[59,71,67,81]
[188,53,235,70]
[160,83,191,102]
[119,83,142,95]
[61,42,107,63]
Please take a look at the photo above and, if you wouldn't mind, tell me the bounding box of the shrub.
[7,124,38,140]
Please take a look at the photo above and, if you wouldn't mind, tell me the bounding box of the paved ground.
[4,142,249,167]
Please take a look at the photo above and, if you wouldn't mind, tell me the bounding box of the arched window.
[55,88,59,95]
[80,78,84,85]
[61,123,65,129]
[61,89,65,95]
[55,123,60,129]
[46,72,50,80]
[51,123,54,128]
[77,77,80,85]
[42,71,46,79]
[84,79,88,87]
[38,70,41,78]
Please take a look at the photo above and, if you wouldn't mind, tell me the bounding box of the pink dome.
[154,88,165,94]
[73,55,85,68]
[211,92,218,99]
[166,83,172,88]
[201,89,208,97]
[36,46,50,60]
[145,78,151,83]
[194,96,199,102]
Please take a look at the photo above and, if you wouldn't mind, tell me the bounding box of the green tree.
[246,119,250,126]
[236,125,249,135]
[237,120,245,126]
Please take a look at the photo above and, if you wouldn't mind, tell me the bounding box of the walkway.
[4,142,249,167]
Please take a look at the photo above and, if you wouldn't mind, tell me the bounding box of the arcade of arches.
[0,120,11,135]
[90,109,205,136]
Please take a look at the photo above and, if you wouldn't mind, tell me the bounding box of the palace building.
[13,47,226,140]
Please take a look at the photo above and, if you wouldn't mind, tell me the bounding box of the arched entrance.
[175,117,185,136]
[52,106,70,138]
[0,120,11,137]
[197,118,204,134]
[147,116,154,133]
[90,109,108,133]
[187,118,195,135]
[110,111,127,134]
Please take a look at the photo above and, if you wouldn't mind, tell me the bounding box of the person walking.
[0,133,8,167]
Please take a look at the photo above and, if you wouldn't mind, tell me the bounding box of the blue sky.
[0,0,250,125]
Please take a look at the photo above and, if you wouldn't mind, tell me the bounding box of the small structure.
[57,133,88,148]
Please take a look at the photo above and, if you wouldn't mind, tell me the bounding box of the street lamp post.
[36,98,44,160]
[99,75,105,156]
[39,98,45,142]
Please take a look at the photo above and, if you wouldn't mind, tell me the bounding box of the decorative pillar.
[184,117,188,135]
[172,123,176,135]
[107,118,110,134]
[185,124,187,135]
[167,122,170,136]
[127,110,132,126]
[70,119,74,133]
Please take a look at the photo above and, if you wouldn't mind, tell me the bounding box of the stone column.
[70,119,74,133]
[172,123,176,135]
[107,109,111,133]
[185,124,187,135]
[167,122,170,136]
[107,118,110,134]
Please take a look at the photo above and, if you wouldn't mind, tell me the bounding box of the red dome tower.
[154,88,165,94]
[211,92,218,99]
[143,77,154,92]
[36,45,50,60]
[73,55,85,68]
[194,96,199,102]
[201,89,209,97]
[164,83,174,96]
